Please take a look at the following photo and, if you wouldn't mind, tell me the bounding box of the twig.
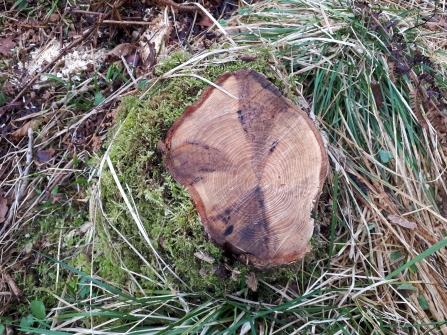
[100,20,156,26]
[0,129,34,237]
[153,0,200,12]
[70,9,104,15]
[2,270,23,297]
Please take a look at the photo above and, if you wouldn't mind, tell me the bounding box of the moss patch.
[96,49,323,297]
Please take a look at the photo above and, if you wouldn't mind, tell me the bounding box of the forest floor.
[1,0,447,334]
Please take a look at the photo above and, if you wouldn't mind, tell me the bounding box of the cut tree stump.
[161,69,328,267]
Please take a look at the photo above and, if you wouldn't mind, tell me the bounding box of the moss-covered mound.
[96,50,324,296]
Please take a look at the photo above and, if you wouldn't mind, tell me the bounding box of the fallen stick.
[101,20,156,25]
[153,0,200,12]
[2,271,23,297]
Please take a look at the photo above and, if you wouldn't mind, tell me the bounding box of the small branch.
[153,0,201,12]
[70,9,104,15]
[101,20,156,26]
[2,271,23,297]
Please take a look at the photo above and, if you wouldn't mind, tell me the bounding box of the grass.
[2,0,447,333]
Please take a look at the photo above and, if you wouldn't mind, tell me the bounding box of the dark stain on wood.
[224,225,234,236]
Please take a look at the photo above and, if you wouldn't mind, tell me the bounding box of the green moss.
[96,48,323,297]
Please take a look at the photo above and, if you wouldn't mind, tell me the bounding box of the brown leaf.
[371,83,384,107]
[107,43,138,61]
[197,15,214,27]
[11,120,35,141]
[36,148,55,163]
[245,272,258,291]
[213,264,229,278]
[91,135,102,152]
[49,13,60,22]
[0,37,16,56]
[2,80,18,96]
[51,193,63,204]
[0,197,8,223]
[388,214,417,230]
[41,87,55,101]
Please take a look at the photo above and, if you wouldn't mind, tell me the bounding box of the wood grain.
[162,69,328,267]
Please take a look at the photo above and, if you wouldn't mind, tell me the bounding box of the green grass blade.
[386,237,447,279]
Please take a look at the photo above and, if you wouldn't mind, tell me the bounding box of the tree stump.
[161,69,328,267]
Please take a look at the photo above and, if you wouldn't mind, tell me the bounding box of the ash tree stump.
[161,69,328,267]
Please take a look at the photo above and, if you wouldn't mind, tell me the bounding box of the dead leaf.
[143,42,157,68]
[213,264,228,278]
[194,251,215,264]
[388,214,417,230]
[245,272,258,291]
[41,87,55,101]
[51,193,63,204]
[0,197,8,223]
[2,80,18,95]
[139,15,171,61]
[36,148,55,163]
[0,37,16,56]
[49,13,60,22]
[11,120,35,141]
[371,83,384,106]
[106,43,138,61]
[197,15,214,27]
[91,135,102,152]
